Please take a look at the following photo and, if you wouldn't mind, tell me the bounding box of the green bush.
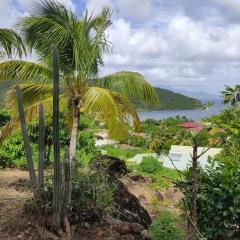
[123,135,147,148]
[99,145,146,160]
[138,156,163,174]
[0,132,38,168]
[149,211,184,240]
[0,108,10,127]
[77,130,95,154]
[70,171,117,222]
[177,160,240,239]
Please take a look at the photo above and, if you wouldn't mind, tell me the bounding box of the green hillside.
[133,87,203,110]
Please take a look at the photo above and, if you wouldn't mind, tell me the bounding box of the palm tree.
[0,28,26,58]
[0,1,158,162]
[222,85,240,107]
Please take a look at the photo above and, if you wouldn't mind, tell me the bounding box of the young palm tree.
[0,28,26,58]
[0,1,158,161]
[222,85,240,107]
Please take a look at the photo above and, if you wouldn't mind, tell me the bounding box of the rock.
[130,175,146,182]
[105,215,122,226]
[141,230,153,240]
[113,179,152,228]
[130,223,144,234]
[89,155,127,177]
[115,222,144,235]
[89,155,151,228]
[115,222,132,235]
[121,234,135,240]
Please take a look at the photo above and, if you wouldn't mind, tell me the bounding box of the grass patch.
[148,211,185,240]
[98,144,149,160]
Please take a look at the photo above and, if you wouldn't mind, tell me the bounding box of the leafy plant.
[149,211,184,240]
[0,132,38,168]
[177,159,240,239]
[137,156,163,174]
[0,108,10,127]
[99,144,147,160]
[122,135,147,148]
[70,170,117,222]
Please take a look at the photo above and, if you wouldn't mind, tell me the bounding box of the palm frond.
[0,28,26,58]
[96,71,159,105]
[0,60,52,83]
[3,83,53,113]
[0,95,69,141]
[18,0,76,71]
[0,98,51,141]
[83,87,140,140]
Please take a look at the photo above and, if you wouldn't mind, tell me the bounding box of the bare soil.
[0,169,184,240]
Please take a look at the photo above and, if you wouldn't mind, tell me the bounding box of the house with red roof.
[178,122,204,132]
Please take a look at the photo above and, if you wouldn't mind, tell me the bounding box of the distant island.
[133,87,203,111]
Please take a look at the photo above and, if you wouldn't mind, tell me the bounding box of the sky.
[1,0,240,96]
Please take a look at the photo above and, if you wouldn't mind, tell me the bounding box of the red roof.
[178,122,204,132]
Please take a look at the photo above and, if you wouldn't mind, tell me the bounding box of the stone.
[113,179,152,228]
[89,155,127,177]
[130,175,146,182]
[114,222,144,235]
[115,222,132,235]
[121,234,135,240]
[130,223,144,234]
[141,230,153,240]
[105,215,122,226]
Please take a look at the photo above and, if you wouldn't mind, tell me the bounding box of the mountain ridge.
[133,87,203,111]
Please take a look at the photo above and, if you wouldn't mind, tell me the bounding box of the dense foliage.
[0,109,10,127]
[70,171,117,222]
[137,156,163,174]
[177,106,240,239]
[133,87,202,110]
[149,211,184,240]
[0,132,38,168]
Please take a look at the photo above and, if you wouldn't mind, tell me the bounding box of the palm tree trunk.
[69,102,80,162]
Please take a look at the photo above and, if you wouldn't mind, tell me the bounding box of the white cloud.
[85,0,152,20]
[115,0,152,20]
[1,0,240,94]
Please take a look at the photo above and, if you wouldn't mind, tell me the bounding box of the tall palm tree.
[0,28,26,58]
[0,1,158,161]
[222,85,240,107]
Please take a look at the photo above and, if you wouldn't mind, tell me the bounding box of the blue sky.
[1,0,240,96]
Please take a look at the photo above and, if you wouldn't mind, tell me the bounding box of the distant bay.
[138,106,224,121]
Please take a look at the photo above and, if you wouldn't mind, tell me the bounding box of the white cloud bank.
[1,0,240,94]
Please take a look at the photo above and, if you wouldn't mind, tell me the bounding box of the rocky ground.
[0,166,182,240]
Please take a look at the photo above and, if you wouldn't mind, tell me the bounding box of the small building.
[162,145,222,170]
[178,122,204,132]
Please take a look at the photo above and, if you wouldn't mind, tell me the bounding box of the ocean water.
[138,106,224,121]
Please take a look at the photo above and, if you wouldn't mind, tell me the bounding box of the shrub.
[0,108,10,127]
[123,135,147,148]
[70,171,117,222]
[99,145,146,160]
[149,211,184,240]
[138,156,163,174]
[0,132,38,168]
[77,130,95,154]
[177,160,240,239]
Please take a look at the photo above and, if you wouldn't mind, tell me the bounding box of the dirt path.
[0,169,31,239]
